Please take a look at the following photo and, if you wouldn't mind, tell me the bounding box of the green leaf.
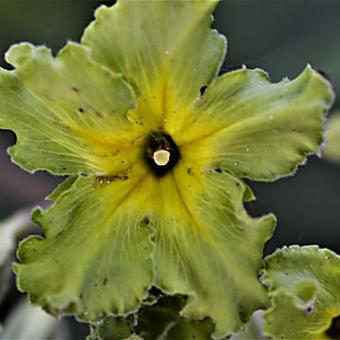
[164,318,214,340]
[89,294,214,340]
[324,112,340,163]
[137,294,214,340]
[89,317,134,340]
[136,294,185,339]
[261,246,340,339]
[82,0,226,126]
[0,42,139,175]
[177,66,334,181]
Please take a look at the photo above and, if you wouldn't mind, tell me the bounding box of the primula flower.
[0,0,334,337]
[262,246,340,339]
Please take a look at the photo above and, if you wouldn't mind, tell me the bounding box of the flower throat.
[144,131,180,177]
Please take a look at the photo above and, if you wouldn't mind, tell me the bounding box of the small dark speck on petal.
[94,110,103,118]
[305,306,314,316]
[200,86,207,96]
[141,216,150,226]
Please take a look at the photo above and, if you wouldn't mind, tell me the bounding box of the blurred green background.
[0,0,339,336]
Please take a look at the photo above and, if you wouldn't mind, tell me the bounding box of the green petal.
[0,42,142,175]
[261,246,340,339]
[324,113,340,163]
[152,158,275,337]
[176,66,334,181]
[14,169,155,320]
[82,0,226,126]
[15,159,275,336]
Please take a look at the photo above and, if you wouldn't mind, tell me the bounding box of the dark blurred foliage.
[0,0,339,336]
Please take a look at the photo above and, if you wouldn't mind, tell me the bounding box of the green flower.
[262,246,340,339]
[0,0,333,337]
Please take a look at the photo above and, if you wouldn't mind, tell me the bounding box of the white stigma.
[153,149,170,166]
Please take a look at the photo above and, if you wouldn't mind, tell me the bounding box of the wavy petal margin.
[177,67,334,181]
[153,158,275,337]
[261,246,340,339]
[14,160,275,337]
[82,0,226,127]
[0,42,142,175]
[2,0,334,338]
[14,168,155,320]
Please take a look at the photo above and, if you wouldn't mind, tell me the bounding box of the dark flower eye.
[144,131,180,177]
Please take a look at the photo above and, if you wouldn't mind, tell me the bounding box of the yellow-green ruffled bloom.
[262,246,340,339]
[0,0,334,337]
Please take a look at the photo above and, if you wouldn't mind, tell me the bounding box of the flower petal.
[324,113,340,163]
[82,0,226,126]
[152,157,275,337]
[14,152,275,336]
[0,42,142,175]
[176,66,334,181]
[14,169,155,320]
[261,246,340,339]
